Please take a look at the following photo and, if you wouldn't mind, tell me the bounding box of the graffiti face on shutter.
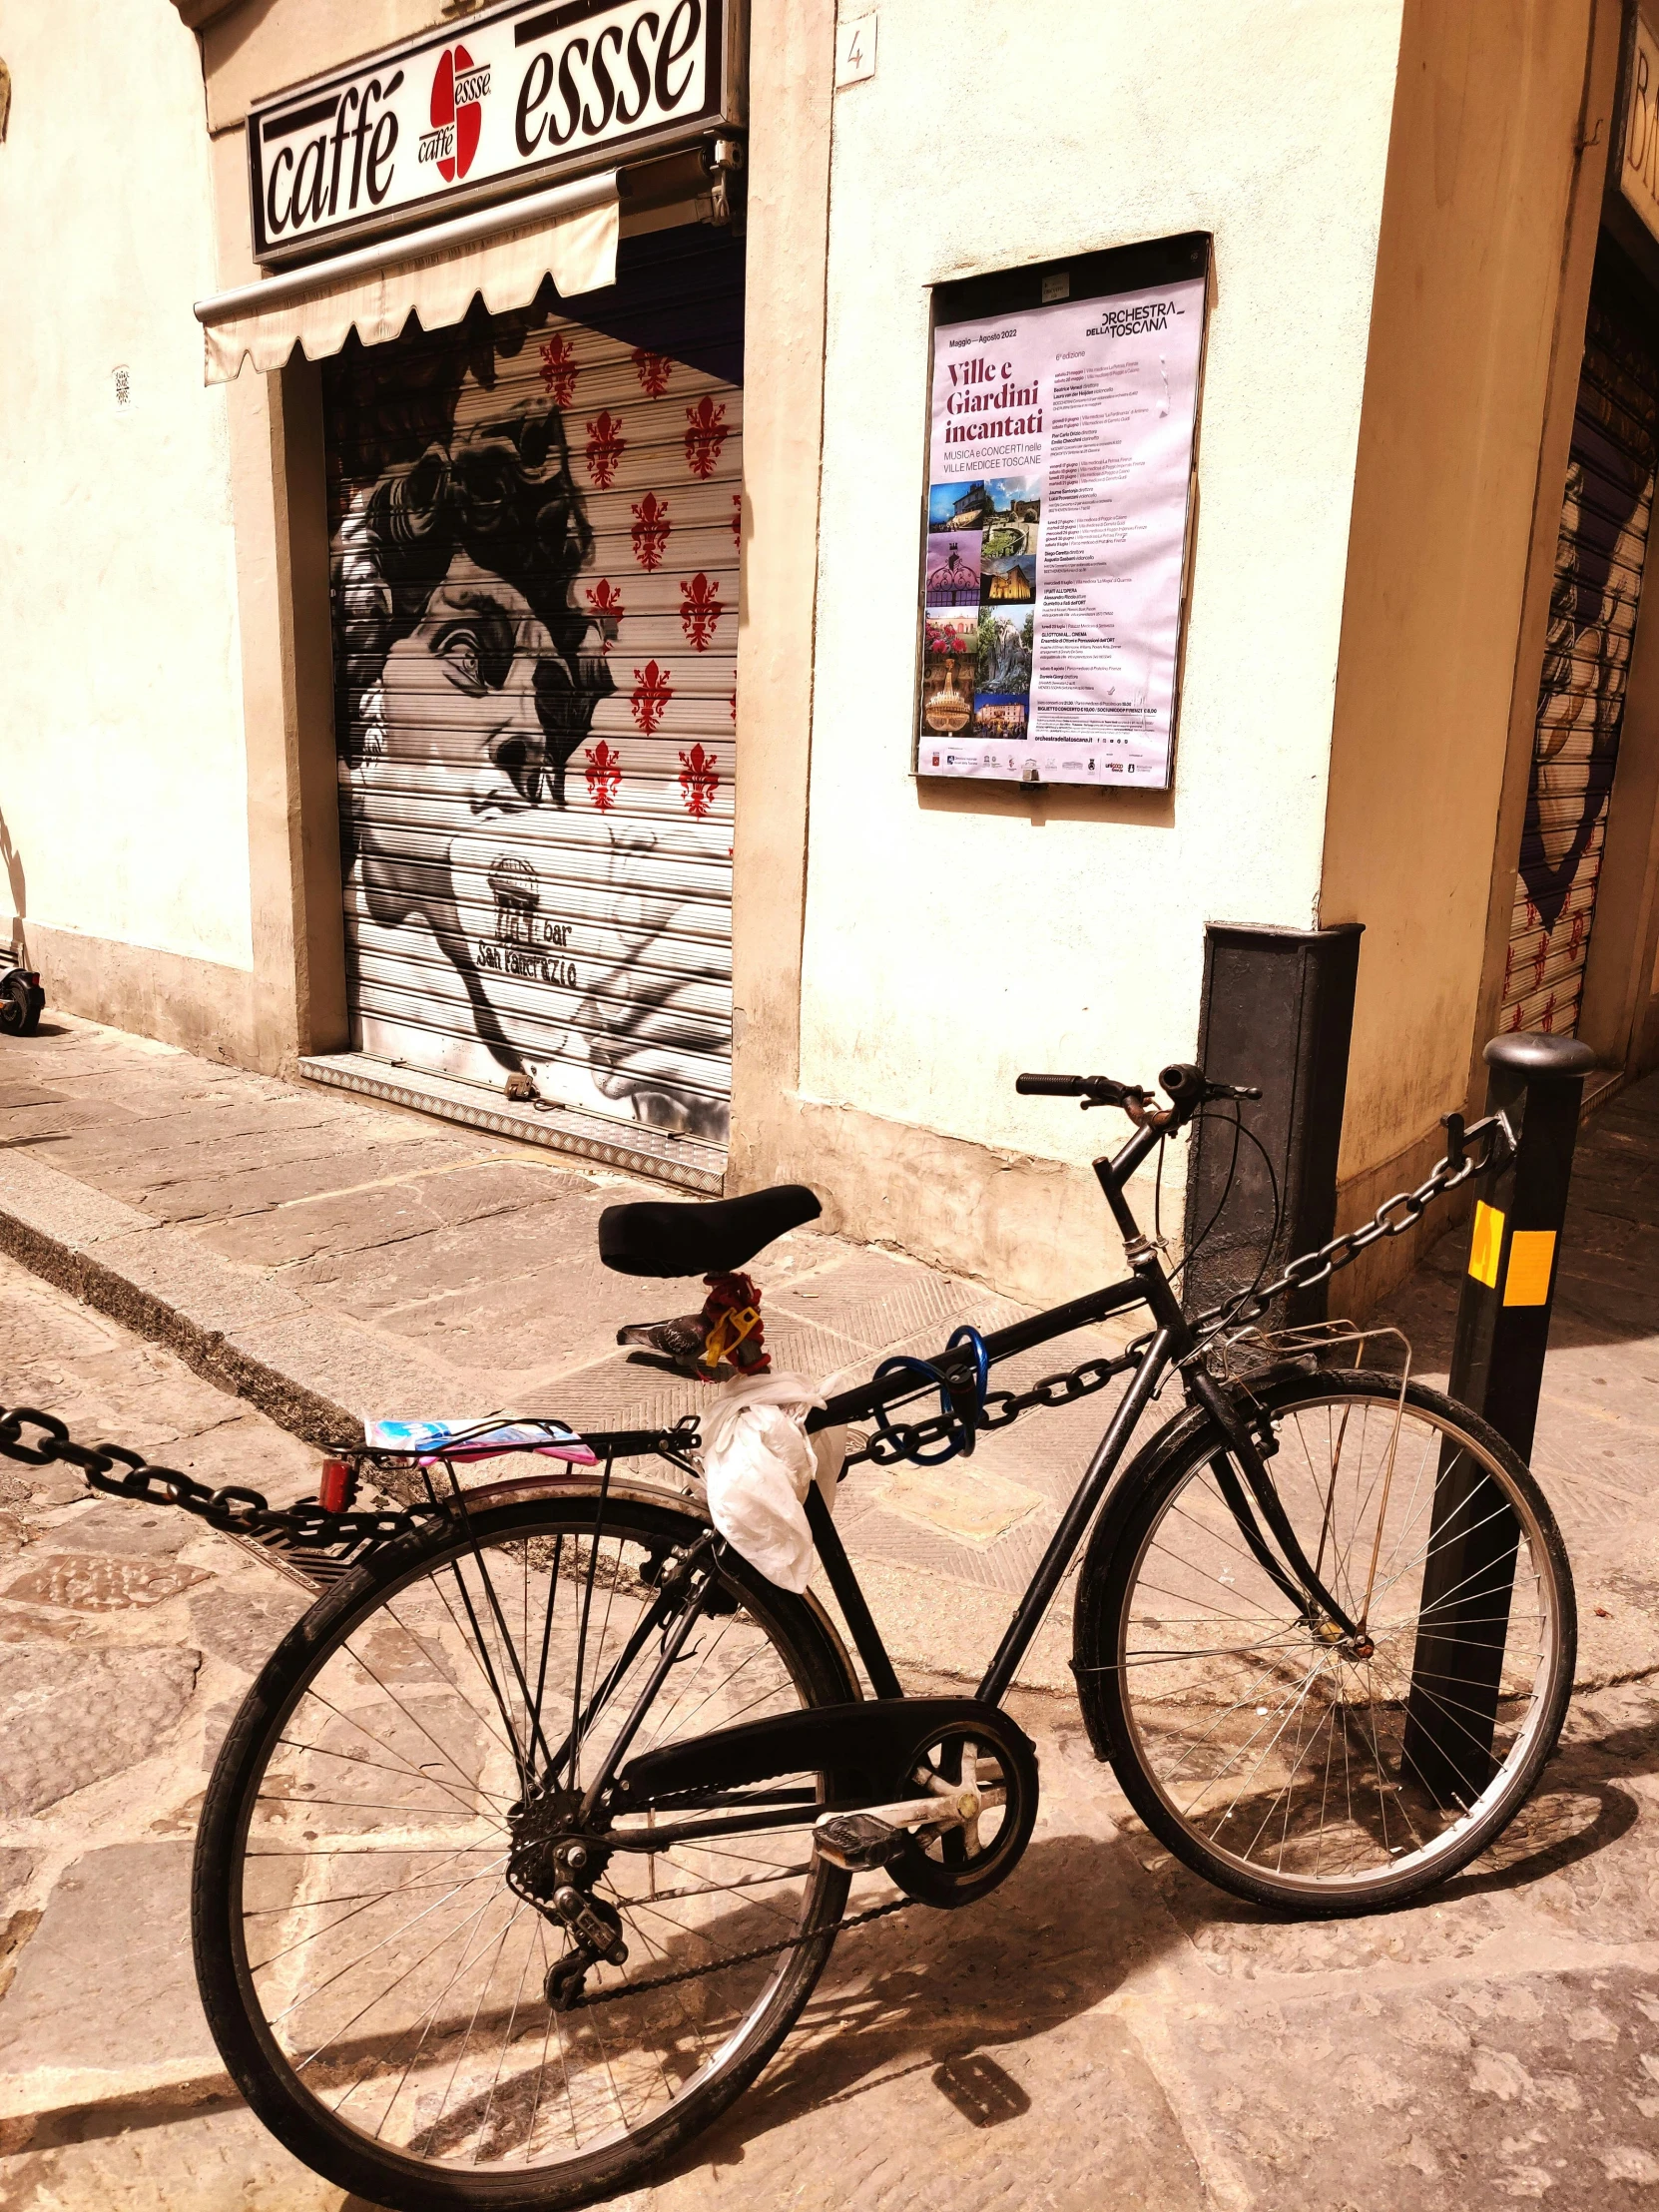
[1501,286,1658,1038]
[325,283,740,1148]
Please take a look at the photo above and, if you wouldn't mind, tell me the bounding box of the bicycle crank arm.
[814,1785,1003,1872]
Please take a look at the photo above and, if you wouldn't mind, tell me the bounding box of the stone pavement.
[0,1014,1657,1693]
[0,1014,1156,1690]
[4,1251,1659,2208]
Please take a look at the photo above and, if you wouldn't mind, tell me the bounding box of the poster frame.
[911,232,1213,793]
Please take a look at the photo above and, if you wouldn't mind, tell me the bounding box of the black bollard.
[1400,1031,1593,1805]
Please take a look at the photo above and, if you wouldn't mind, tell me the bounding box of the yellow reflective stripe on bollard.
[1502,1228,1556,1307]
[1467,1201,1505,1289]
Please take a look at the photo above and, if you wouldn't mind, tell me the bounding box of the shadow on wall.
[0,812,26,964]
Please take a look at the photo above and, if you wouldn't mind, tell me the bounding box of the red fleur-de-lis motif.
[679,572,724,651]
[678,743,720,819]
[585,578,625,655]
[1539,991,1558,1033]
[1532,939,1548,987]
[585,411,628,490]
[632,348,673,397]
[630,661,674,737]
[584,740,622,812]
[630,493,672,571]
[731,492,742,549]
[684,395,729,480]
[729,689,737,726]
[1569,910,1586,955]
[538,333,579,407]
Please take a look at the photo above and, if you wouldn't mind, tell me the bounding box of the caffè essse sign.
[248,0,741,263]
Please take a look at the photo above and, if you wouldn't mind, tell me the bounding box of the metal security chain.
[0,1112,1512,1530]
[1190,1106,1514,1340]
[842,1353,1133,1470]
[0,1406,431,1560]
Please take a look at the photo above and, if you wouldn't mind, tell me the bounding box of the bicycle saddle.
[598,1183,823,1279]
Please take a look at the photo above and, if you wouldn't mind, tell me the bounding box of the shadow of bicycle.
[643,1828,1162,2179]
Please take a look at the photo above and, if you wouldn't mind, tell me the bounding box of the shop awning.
[194,169,619,385]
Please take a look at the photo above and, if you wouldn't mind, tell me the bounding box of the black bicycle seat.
[598,1184,823,1279]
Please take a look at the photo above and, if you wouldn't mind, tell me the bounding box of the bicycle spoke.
[224,1502,844,2183]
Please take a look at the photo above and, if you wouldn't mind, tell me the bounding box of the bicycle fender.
[457,1467,862,1717]
[1068,1360,1364,1761]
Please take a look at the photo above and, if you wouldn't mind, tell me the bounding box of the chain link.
[0,1407,434,1558]
[843,1353,1132,1468]
[0,1113,1511,1524]
[1191,1107,1513,1339]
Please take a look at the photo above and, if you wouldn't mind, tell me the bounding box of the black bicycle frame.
[495,1114,1360,1845]
[791,1113,1360,1712]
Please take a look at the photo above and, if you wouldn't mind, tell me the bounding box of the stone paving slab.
[0,1017,1156,1620]
[4,1250,1659,2206]
[0,1014,1656,1690]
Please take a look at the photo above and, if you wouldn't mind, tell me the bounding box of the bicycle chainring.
[887,1712,1039,1910]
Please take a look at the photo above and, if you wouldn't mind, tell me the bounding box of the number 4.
[835,14,877,87]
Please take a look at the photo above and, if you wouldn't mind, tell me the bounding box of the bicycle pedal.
[814,1812,903,1872]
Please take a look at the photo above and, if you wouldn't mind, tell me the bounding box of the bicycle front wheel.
[1076,1371,1575,1915]
[193,1491,857,2212]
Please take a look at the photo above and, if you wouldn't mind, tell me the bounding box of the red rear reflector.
[318,1457,353,1513]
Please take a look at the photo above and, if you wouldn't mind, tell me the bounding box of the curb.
[0,1201,361,1453]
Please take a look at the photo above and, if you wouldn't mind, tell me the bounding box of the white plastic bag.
[699,1373,844,1594]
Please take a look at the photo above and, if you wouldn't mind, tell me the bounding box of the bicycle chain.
[571,1896,915,2009]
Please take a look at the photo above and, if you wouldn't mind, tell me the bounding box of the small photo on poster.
[924,532,982,607]
[977,606,1034,696]
[920,610,978,735]
[929,480,993,533]
[982,552,1036,605]
[973,692,1029,741]
[981,474,1042,558]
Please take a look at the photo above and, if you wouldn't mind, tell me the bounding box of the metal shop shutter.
[1499,275,1658,1037]
[320,234,742,1186]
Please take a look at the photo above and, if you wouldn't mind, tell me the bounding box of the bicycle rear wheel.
[1076,1371,1575,1915]
[193,1491,856,2211]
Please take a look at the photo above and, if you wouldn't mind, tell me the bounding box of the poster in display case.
[915,236,1210,791]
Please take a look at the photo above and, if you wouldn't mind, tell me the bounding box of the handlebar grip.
[1015,1073,1085,1096]
[1158,1062,1206,1106]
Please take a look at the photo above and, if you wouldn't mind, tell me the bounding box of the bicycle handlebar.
[1015,1064,1262,1116]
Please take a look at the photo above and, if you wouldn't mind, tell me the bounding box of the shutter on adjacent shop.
[1500,280,1658,1035]
[320,236,742,1186]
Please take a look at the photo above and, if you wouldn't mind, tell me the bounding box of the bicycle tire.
[193,1491,858,2212]
[1073,1369,1575,1916]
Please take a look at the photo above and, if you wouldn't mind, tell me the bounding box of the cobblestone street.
[2,1033,1659,2204]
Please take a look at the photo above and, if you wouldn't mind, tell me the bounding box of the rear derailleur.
[506,1787,628,2011]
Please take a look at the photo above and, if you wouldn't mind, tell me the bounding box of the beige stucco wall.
[1320,0,1607,1307]
[0,0,255,1035]
[732,0,1406,1302]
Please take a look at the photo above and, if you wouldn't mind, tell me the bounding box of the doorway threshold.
[296,1051,726,1194]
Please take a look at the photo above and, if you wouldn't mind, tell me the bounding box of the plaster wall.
[201,0,453,132]
[1320,0,1603,1270]
[0,0,253,996]
[781,0,1404,1295]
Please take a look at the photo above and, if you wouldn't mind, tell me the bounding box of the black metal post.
[1400,1032,1593,1805]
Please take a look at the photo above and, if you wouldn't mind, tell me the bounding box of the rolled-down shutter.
[320,236,741,1185]
[1500,278,1658,1035]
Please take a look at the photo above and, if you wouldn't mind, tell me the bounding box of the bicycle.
[85,1056,1569,2211]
